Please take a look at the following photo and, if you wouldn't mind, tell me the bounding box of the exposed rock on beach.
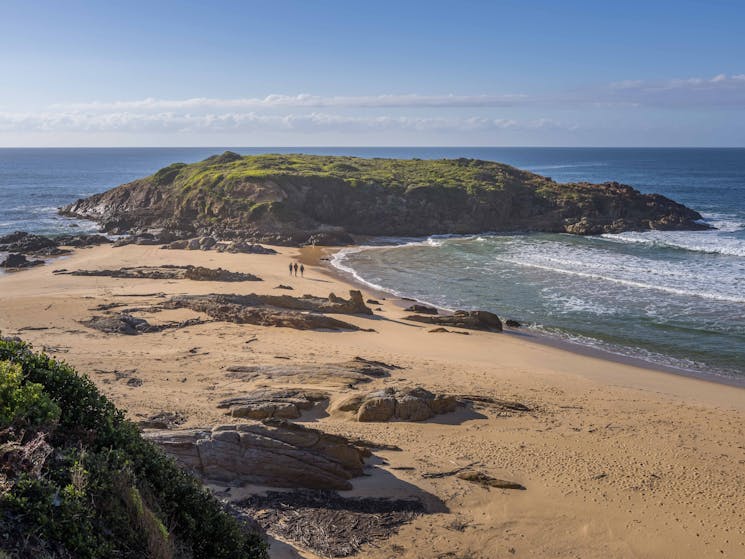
[144,419,369,490]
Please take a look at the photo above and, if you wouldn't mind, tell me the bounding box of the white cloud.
[0,110,573,135]
[52,93,528,111]
[598,74,745,108]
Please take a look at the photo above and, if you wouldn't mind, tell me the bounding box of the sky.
[1,0,744,147]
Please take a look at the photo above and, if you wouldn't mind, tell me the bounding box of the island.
[61,152,708,245]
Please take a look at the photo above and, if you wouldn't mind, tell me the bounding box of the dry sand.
[1,243,744,559]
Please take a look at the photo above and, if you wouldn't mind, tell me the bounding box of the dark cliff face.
[61,153,709,245]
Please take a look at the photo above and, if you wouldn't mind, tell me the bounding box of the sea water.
[2,147,744,381]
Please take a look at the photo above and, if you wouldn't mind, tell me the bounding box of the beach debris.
[217,388,329,419]
[238,490,425,558]
[405,310,503,332]
[427,327,470,335]
[334,387,458,422]
[275,284,293,290]
[404,304,438,315]
[80,313,205,335]
[458,395,531,414]
[60,265,261,282]
[144,419,369,490]
[422,462,479,479]
[456,470,526,490]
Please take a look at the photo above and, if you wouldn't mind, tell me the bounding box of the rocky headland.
[60,152,709,246]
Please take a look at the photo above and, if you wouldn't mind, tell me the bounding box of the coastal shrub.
[0,360,60,429]
[152,162,187,186]
[0,338,268,559]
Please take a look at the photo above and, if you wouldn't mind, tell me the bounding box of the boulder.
[144,419,368,490]
[337,387,459,422]
[357,394,397,422]
[405,310,502,332]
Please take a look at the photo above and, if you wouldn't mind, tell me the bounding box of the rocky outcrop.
[405,310,503,332]
[0,231,110,253]
[81,313,204,335]
[144,419,368,490]
[161,290,373,331]
[64,265,261,282]
[335,387,459,422]
[0,231,58,253]
[162,237,278,254]
[217,389,329,419]
[59,154,710,245]
[0,253,45,269]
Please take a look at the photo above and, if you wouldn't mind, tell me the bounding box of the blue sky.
[1,0,744,146]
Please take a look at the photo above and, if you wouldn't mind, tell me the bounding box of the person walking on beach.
[300,264,305,277]
[293,262,298,276]
[289,262,293,276]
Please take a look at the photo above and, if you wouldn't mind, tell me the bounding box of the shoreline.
[307,243,745,391]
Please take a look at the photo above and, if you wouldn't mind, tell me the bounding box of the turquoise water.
[1,147,744,380]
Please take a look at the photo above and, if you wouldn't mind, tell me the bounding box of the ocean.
[1,147,744,381]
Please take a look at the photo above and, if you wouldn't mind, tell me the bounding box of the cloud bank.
[2,74,743,144]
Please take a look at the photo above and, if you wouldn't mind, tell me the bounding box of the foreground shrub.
[0,338,267,559]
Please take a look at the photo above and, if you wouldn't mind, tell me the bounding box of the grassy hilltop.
[62,152,707,245]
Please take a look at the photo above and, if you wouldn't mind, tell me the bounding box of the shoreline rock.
[406,310,503,332]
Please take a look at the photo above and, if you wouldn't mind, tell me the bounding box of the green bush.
[0,338,268,559]
[0,360,60,429]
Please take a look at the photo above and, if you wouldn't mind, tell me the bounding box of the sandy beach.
[1,243,744,559]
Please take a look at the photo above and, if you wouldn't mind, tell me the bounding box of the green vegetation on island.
[62,152,708,245]
[0,338,267,559]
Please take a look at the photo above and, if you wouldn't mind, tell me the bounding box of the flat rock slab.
[217,389,329,420]
[225,358,397,387]
[164,290,373,331]
[62,265,261,282]
[238,490,424,558]
[81,313,204,335]
[144,419,368,490]
[335,387,459,422]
